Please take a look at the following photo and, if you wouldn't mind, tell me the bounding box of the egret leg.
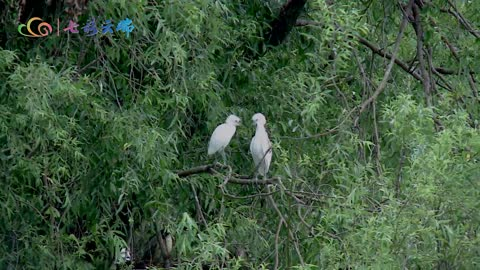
[221,150,227,165]
[254,161,263,180]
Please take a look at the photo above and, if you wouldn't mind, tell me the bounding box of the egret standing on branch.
[250,113,272,179]
[207,114,241,164]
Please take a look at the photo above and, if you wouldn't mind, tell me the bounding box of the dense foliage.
[0,0,479,269]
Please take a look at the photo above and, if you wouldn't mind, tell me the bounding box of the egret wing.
[208,124,236,155]
[250,128,272,176]
[260,133,272,175]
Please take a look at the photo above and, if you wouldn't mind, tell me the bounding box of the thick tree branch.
[266,0,308,46]
[246,0,308,60]
[227,176,279,185]
[176,164,218,177]
[176,163,280,185]
[433,67,475,76]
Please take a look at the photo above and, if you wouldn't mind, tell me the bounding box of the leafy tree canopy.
[0,0,479,269]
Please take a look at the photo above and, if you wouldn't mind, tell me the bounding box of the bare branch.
[395,148,405,198]
[176,163,220,177]
[266,186,305,267]
[295,19,322,27]
[433,67,475,76]
[356,0,414,119]
[220,186,279,199]
[426,47,438,95]
[191,185,208,228]
[442,1,480,39]
[441,36,459,61]
[226,177,279,185]
[412,2,432,107]
[468,73,479,101]
[356,36,422,81]
[176,163,280,185]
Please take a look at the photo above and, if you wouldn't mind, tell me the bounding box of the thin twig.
[191,184,208,227]
[266,186,305,266]
[443,0,480,39]
[279,110,350,140]
[274,218,283,270]
[296,206,315,235]
[221,165,233,187]
[372,102,382,175]
[251,147,273,177]
[284,190,306,205]
[395,148,405,198]
[426,47,438,98]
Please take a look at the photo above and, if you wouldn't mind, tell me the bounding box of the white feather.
[165,234,173,254]
[207,115,241,155]
[250,113,272,177]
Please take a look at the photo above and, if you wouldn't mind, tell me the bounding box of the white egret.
[250,113,272,179]
[115,247,131,265]
[207,114,241,164]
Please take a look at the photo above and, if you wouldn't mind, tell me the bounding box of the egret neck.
[255,123,268,138]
